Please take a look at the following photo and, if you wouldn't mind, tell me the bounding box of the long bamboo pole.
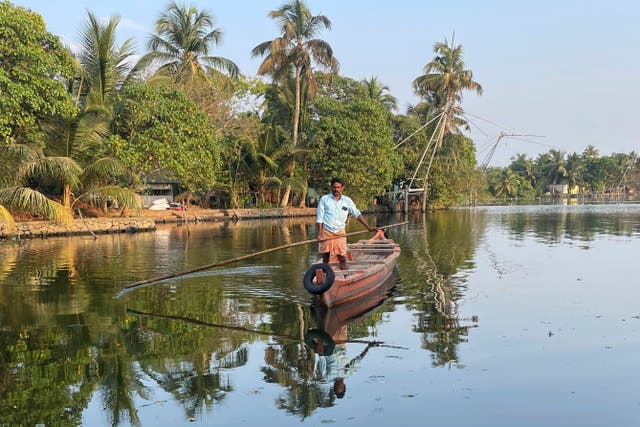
[117,221,409,296]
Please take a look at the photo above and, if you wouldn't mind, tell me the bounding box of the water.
[1,204,640,426]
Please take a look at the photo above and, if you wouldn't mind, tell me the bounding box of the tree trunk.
[298,158,308,208]
[63,184,72,210]
[279,65,302,209]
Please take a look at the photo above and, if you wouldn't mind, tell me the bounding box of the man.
[316,177,374,270]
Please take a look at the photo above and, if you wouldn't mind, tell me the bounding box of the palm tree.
[412,37,482,132]
[362,76,398,111]
[564,152,584,193]
[545,149,567,185]
[0,144,140,224]
[582,145,599,159]
[142,2,238,84]
[79,11,137,111]
[494,168,519,198]
[252,0,338,207]
[410,37,481,209]
[0,145,76,223]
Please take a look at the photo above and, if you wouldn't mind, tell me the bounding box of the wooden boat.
[304,269,398,356]
[303,230,401,307]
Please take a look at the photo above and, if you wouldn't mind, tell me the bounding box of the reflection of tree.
[262,344,333,419]
[0,326,96,425]
[97,339,145,426]
[396,211,482,366]
[503,207,640,243]
[0,217,324,424]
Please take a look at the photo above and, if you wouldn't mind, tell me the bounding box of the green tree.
[540,149,567,185]
[0,1,76,146]
[110,84,222,196]
[307,76,400,207]
[0,144,140,223]
[252,0,338,207]
[564,152,584,192]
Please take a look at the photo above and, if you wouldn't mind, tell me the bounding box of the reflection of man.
[317,341,376,399]
[316,177,374,270]
[333,378,346,399]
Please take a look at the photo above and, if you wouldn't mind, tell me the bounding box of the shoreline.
[0,207,317,240]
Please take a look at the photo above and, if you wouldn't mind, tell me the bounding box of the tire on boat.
[303,263,335,295]
[304,329,336,356]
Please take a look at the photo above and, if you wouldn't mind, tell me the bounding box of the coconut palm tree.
[410,37,482,210]
[544,149,567,185]
[362,76,398,111]
[252,0,338,207]
[412,37,482,133]
[564,152,584,193]
[0,144,140,225]
[142,2,238,84]
[79,11,137,111]
[0,145,76,224]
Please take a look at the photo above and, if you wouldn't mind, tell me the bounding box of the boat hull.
[305,234,401,308]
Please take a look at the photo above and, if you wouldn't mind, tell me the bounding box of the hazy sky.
[13,0,640,166]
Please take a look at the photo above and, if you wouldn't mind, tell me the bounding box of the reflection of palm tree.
[398,216,480,366]
[98,341,145,426]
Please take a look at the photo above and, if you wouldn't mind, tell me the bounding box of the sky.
[12,0,640,166]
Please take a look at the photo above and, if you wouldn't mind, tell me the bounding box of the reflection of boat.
[304,271,398,399]
[311,269,398,338]
[303,230,401,307]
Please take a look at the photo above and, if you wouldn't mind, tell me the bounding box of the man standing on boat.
[316,177,375,270]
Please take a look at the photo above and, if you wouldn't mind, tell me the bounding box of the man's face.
[331,182,343,198]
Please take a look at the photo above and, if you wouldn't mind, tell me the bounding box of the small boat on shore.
[303,230,401,307]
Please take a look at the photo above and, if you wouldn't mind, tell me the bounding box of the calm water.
[1,203,640,426]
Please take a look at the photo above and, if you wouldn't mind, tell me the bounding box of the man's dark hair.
[333,378,346,398]
[331,177,344,186]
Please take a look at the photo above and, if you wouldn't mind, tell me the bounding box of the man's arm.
[356,214,374,232]
[316,196,325,236]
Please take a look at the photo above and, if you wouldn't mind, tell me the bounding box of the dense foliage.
[486,147,640,199]
[1,0,638,223]
[109,84,222,193]
[0,1,76,146]
[308,76,400,206]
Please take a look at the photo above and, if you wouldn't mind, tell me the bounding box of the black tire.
[304,329,336,356]
[303,263,335,295]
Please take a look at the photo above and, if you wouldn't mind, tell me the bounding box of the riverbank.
[0,207,317,240]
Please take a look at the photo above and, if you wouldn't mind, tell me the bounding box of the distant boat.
[303,230,401,307]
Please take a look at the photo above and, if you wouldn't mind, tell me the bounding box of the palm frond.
[77,185,142,210]
[264,177,282,189]
[25,157,82,190]
[0,204,16,231]
[0,187,73,224]
[83,157,127,185]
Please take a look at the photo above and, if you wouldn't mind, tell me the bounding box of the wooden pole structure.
[117,221,409,296]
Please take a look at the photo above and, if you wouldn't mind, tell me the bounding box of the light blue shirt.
[316,193,361,233]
